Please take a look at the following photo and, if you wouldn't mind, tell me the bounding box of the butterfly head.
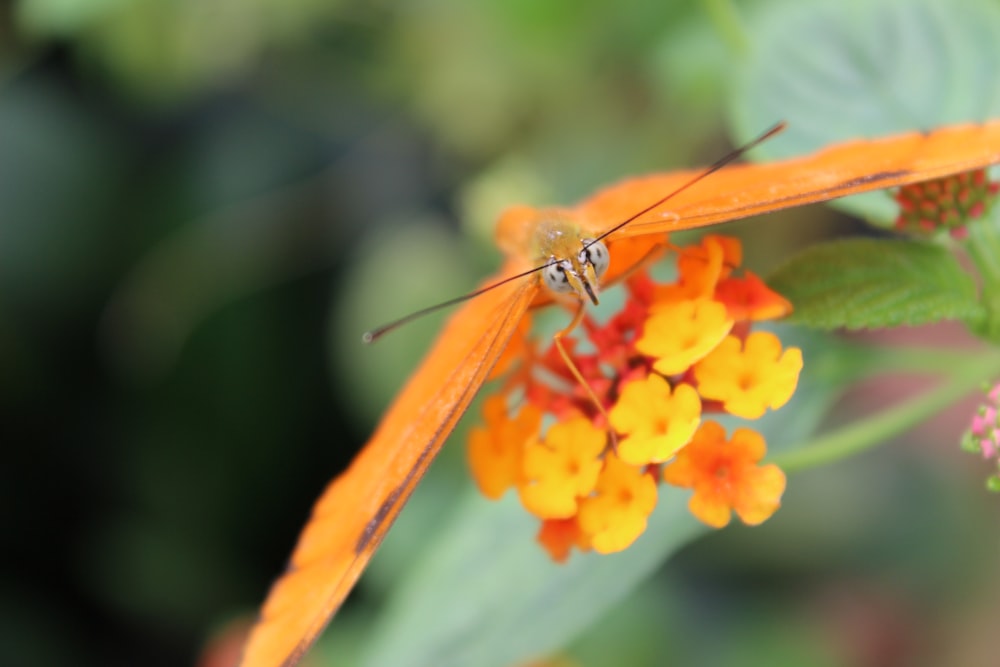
[541,238,610,305]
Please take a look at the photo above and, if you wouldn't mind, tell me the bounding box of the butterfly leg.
[552,301,619,451]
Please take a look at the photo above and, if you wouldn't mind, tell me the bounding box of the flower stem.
[773,350,1000,473]
[965,210,1000,341]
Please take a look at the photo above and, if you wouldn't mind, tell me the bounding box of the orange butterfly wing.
[576,121,1000,241]
[240,120,1000,667]
[239,263,537,667]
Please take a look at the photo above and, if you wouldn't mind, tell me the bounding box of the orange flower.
[577,453,658,553]
[663,421,786,528]
[537,516,592,563]
[518,417,605,519]
[609,374,701,465]
[714,272,793,321]
[636,298,734,375]
[655,234,741,301]
[694,331,802,419]
[468,396,542,499]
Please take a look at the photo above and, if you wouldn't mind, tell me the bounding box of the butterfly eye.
[542,260,575,293]
[580,239,609,278]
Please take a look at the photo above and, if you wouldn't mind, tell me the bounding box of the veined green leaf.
[768,238,985,329]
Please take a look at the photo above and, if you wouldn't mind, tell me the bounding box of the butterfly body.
[529,217,608,305]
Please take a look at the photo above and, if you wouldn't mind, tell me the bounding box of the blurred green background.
[3,0,1000,666]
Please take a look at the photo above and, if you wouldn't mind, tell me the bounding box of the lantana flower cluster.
[468,235,803,562]
[894,168,999,238]
[961,382,1000,492]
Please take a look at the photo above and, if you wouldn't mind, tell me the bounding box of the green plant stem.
[773,350,1000,473]
[965,211,1000,341]
[825,342,991,378]
[701,0,750,56]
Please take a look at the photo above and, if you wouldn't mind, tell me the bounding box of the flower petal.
[518,417,605,519]
[637,299,734,376]
[577,454,658,553]
[610,375,701,465]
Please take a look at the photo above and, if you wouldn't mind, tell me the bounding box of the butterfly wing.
[576,121,1000,240]
[239,265,538,667]
[240,120,1000,667]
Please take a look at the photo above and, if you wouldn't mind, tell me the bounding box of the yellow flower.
[468,396,542,499]
[663,421,786,528]
[518,417,605,519]
[609,374,701,465]
[636,298,734,375]
[577,453,658,553]
[694,331,803,419]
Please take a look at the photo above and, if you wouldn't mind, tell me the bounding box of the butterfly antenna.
[362,262,551,343]
[364,122,786,343]
[588,121,787,248]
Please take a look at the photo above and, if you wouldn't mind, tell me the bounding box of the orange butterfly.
[239,120,1000,667]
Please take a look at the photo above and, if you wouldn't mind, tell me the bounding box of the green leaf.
[357,486,706,667]
[729,0,1000,225]
[767,238,985,330]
